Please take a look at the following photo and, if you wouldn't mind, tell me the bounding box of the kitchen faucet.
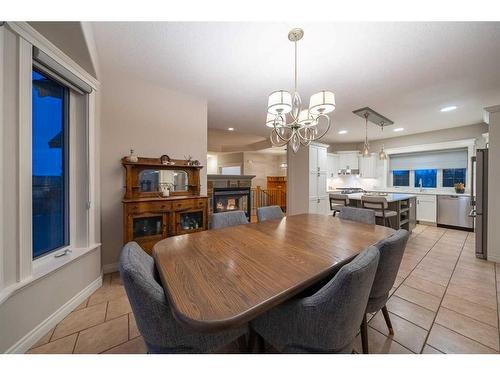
[419,178,423,192]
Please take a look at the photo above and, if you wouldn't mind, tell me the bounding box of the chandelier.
[353,107,393,160]
[266,28,335,153]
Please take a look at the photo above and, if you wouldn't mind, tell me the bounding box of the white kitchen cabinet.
[327,153,339,178]
[309,144,329,214]
[337,151,359,171]
[358,154,377,178]
[416,194,437,223]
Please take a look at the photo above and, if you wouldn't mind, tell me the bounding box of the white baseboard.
[102,262,118,274]
[6,276,102,354]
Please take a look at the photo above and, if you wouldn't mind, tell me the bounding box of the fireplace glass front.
[213,188,251,219]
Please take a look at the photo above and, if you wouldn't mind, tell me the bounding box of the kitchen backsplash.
[327,175,382,191]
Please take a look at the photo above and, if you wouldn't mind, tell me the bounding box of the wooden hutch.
[122,156,208,254]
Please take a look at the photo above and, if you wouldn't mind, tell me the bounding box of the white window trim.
[0,22,101,303]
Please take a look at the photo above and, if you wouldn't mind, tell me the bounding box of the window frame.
[392,170,410,187]
[414,169,438,188]
[31,67,71,260]
[442,168,467,188]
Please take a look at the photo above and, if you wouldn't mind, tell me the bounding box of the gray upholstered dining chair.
[119,242,248,353]
[360,229,409,354]
[361,195,397,228]
[338,206,376,225]
[249,246,380,353]
[256,205,284,222]
[211,210,248,229]
[329,193,349,216]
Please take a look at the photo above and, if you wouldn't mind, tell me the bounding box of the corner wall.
[486,107,500,262]
[100,72,208,268]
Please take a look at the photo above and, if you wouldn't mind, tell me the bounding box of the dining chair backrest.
[329,194,349,209]
[119,242,246,353]
[299,246,380,352]
[211,210,248,229]
[367,229,409,312]
[361,195,389,210]
[338,206,376,225]
[256,205,284,222]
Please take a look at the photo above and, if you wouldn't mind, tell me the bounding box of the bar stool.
[329,194,349,217]
[361,195,397,228]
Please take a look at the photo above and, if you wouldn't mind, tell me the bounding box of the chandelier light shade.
[297,109,318,127]
[267,90,292,115]
[309,91,336,116]
[265,28,335,153]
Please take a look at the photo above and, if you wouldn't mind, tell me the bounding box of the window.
[392,170,410,186]
[414,169,437,188]
[32,69,69,258]
[443,168,466,187]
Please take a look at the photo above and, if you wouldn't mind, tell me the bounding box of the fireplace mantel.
[207,174,256,180]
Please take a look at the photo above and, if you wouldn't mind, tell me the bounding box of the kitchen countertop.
[343,193,416,202]
[327,188,470,196]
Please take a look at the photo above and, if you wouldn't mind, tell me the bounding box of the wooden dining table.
[153,213,395,332]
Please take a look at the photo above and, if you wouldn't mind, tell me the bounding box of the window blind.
[389,148,468,170]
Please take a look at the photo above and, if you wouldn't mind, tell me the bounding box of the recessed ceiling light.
[338,130,348,134]
[440,105,457,112]
[227,127,234,131]
[393,127,404,132]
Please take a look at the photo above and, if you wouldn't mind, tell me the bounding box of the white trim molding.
[0,25,4,290]
[5,275,102,354]
[17,37,33,282]
[5,22,99,90]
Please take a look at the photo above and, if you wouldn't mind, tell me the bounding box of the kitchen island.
[341,192,417,232]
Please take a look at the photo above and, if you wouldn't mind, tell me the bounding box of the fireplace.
[213,187,251,219]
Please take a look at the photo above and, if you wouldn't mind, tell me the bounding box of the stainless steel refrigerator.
[471,149,488,259]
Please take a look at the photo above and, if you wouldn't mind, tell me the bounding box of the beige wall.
[486,107,500,262]
[243,152,286,188]
[100,71,207,267]
[329,123,488,152]
[215,152,244,172]
[287,146,310,215]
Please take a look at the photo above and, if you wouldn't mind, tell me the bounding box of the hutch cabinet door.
[174,208,207,235]
[126,212,169,253]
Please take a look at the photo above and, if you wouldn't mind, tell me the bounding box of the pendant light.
[378,121,387,160]
[362,112,370,157]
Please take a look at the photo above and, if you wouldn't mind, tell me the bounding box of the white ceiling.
[92,22,500,143]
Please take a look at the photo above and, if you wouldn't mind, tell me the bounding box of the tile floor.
[28,224,500,354]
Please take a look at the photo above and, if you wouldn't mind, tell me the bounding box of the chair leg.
[360,313,369,354]
[237,334,248,353]
[381,305,394,335]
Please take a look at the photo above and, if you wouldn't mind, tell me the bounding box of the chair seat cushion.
[374,210,397,218]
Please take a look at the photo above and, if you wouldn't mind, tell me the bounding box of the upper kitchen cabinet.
[358,153,377,178]
[337,151,359,171]
[327,153,339,178]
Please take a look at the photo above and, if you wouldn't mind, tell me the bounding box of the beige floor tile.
[422,345,443,354]
[353,327,412,354]
[102,273,112,286]
[427,324,497,354]
[411,268,451,287]
[52,302,107,340]
[446,283,497,310]
[102,336,147,354]
[31,327,55,349]
[129,313,140,339]
[369,311,427,353]
[441,293,498,328]
[106,295,132,321]
[416,263,454,278]
[88,284,127,306]
[386,296,435,330]
[74,315,129,354]
[403,275,446,298]
[394,284,441,312]
[393,276,405,289]
[111,272,123,285]
[73,298,89,312]
[27,334,77,354]
[435,307,499,351]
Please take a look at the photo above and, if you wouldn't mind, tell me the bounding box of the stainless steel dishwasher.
[437,195,473,230]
